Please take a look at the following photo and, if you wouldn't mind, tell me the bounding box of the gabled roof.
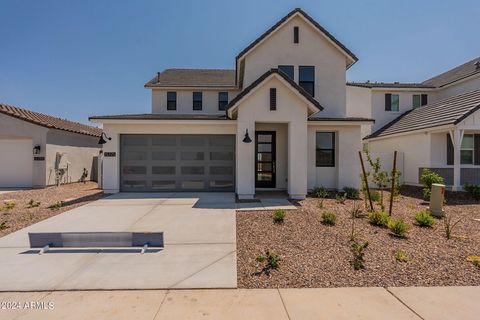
[226,68,323,118]
[365,89,480,139]
[347,82,434,89]
[0,103,102,137]
[145,69,236,88]
[423,56,480,88]
[235,8,358,69]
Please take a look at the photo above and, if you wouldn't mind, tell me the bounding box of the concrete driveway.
[0,193,236,291]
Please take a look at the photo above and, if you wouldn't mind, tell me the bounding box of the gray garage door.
[120,134,235,192]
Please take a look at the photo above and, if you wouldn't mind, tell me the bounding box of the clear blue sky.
[1,0,479,125]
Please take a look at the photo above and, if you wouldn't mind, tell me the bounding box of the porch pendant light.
[98,132,112,145]
[243,129,252,143]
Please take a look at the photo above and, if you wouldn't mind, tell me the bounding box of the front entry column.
[450,129,464,191]
[287,120,308,199]
[236,121,255,199]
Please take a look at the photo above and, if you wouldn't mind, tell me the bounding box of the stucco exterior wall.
[346,85,373,138]
[45,129,101,185]
[101,121,237,193]
[368,132,431,185]
[151,88,240,114]
[242,15,347,117]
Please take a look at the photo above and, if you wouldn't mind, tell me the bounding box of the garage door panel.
[120,134,235,192]
[0,139,33,188]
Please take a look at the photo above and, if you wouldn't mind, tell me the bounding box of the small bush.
[420,169,444,200]
[256,250,281,270]
[414,210,436,227]
[388,218,410,237]
[322,211,337,226]
[2,201,16,210]
[369,189,381,202]
[343,187,359,200]
[467,256,480,269]
[48,201,63,210]
[273,209,285,224]
[464,184,480,200]
[395,250,408,263]
[368,211,390,227]
[444,213,461,240]
[313,186,329,208]
[350,202,363,218]
[351,240,369,270]
[27,199,41,208]
[0,221,9,230]
[336,194,346,204]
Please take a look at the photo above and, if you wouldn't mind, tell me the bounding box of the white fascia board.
[89,119,237,125]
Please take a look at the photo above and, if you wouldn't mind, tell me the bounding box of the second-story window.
[167,92,176,110]
[385,93,399,111]
[293,26,299,43]
[299,66,315,97]
[413,94,428,108]
[193,92,202,110]
[218,92,228,111]
[278,65,294,80]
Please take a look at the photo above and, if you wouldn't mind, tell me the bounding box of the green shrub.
[467,256,480,268]
[395,250,408,263]
[312,186,329,199]
[2,201,16,210]
[420,169,444,200]
[343,187,359,199]
[0,221,9,230]
[336,194,346,204]
[388,218,410,237]
[414,210,436,227]
[256,250,281,270]
[27,199,41,208]
[369,189,381,202]
[48,201,63,210]
[273,209,285,224]
[322,211,337,226]
[368,211,390,227]
[444,213,461,240]
[351,240,369,270]
[464,184,480,200]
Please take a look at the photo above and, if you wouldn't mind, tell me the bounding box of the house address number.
[104,152,116,157]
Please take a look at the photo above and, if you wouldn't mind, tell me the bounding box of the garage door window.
[181,151,204,161]
[122,166,147,174]
[152,166,175,175]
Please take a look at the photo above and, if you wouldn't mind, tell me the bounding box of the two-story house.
[90,8,374,199]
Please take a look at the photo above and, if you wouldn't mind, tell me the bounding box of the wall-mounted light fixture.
[98,132,112,145]
[33,145,41,154]
[242,129,252,143]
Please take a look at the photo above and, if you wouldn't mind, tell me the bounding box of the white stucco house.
[90,8,374,199]
[0,103,102,188]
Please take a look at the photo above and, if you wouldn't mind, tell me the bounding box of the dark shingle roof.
[366,89,480,139]
[0,103,102,137]
[347,82,434,89]
[236,8,357,67]
[89,114,230,121]
[145,69,236,88]
[225,68,323,112]
[423,56,480,88]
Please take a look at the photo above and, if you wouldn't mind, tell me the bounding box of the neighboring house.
[90,8,374,199]
[357,57,480,190]
[0,103,102,188]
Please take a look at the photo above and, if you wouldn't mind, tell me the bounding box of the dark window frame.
[218,92,228,111]
[293,26,299,43]
[316,132,335,167]
[385,93,399,111]
[413,94,428,108]
[299,66,315,97]
[278,65,294,80]
[193,92,202,111]
[270,88,277,110]
[167,91,177,110]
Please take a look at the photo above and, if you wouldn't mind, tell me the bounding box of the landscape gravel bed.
[0,182,105,237]
[237,186,480,288]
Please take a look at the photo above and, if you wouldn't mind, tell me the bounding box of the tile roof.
[0,103,102,137]
[308,116,374,122]
[423,56,480,88]
[89,114,230,121]
[347,82,434,89]
[225,68,323,113]
[145,69,236,88]
[365,89,480,139]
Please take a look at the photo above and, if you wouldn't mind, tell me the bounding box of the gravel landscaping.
[0,182,105,237]
[237,186,480,288]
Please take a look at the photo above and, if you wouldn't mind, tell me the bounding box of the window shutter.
[385,94,392,111]
[475,134,480,165]
[293,26,299,43]
[447,134,454,165]
[421,94,428,106]
[270,88,277,110]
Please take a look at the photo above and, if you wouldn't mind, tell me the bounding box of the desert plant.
[0,221,9,230]
[351,240,369,270]
[369,189,381,202]
[27,199,41,208]
[256,250,281,270]
[388,218,410,237]
[414,210,436,227]
[313,186,329,208]
[368,211,390,227]
[322,211,337,226]
[343,187,359,200]
[2,201,16,210]
[273,209,285,224]
[336,194,346,204]
[350,202,363,218]
[443,213,461,240]
[395,250,408,262]
[48,201,63,210]
[464,184,480,200]
[420,169,444,200]
[467,256,480,269]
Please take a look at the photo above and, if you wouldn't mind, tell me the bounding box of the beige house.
[90,8,373,199]
[0,103,102,188]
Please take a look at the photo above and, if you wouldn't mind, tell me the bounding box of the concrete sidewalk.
[0,286,478,320]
